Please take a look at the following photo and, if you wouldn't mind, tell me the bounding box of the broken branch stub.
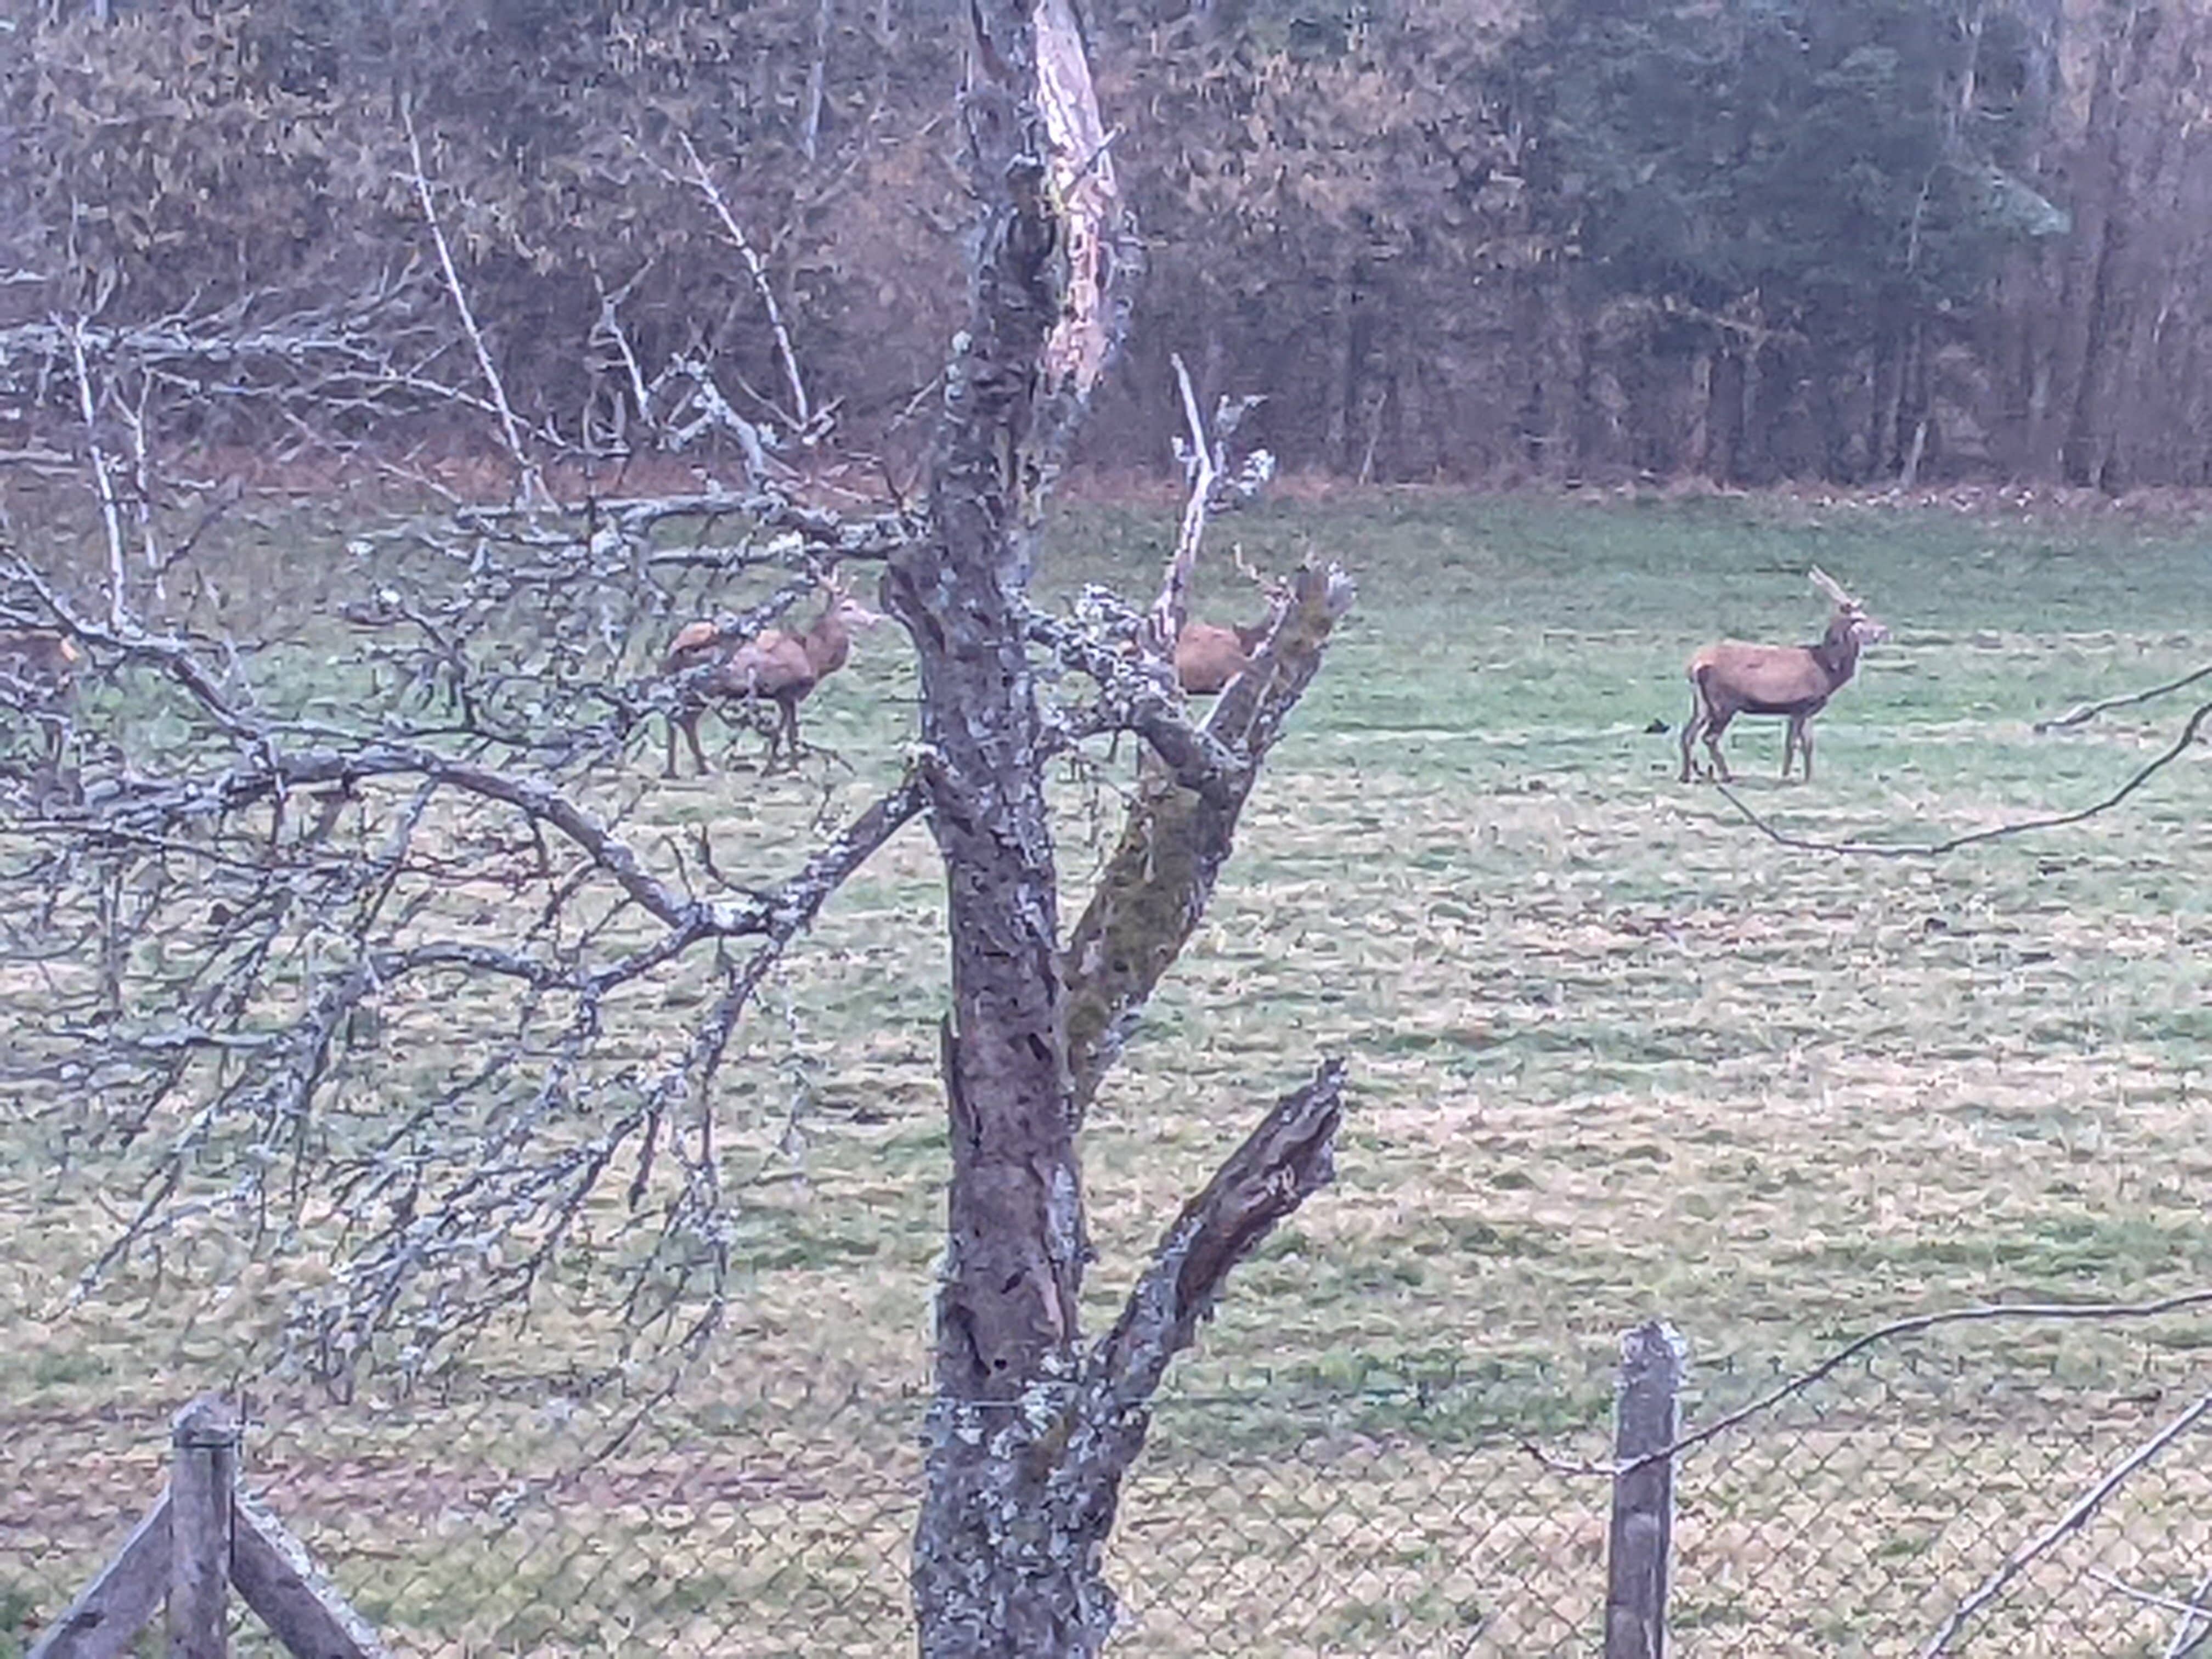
[1035,0,1119,405]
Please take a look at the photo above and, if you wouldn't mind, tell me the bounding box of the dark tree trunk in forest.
[1991,261,2058,478]
[1569,321,1604,483]
[1869,320,1900,480]
[1322,263,1357,471]
[885,2,1352,1652]
[1814,346,1854,482]
[2062,208,2126,490]
[2061,1,2158,490]
[1738,340,1764,484]
[1705,347,1745,483]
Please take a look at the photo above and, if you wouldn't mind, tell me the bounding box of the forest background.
[3,0,2201,494]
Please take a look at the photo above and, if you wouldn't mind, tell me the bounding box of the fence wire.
[7,1329,2209,1656]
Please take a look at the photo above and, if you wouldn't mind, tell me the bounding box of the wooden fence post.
[1604,1321,1686,1659]
[167,1395,240,1659]
[30,1395,388,1659]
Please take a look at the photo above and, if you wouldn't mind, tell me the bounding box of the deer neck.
[805,607,851,677]
[1813,617,1861,686]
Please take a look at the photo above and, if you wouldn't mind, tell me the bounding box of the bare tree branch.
[64,318,129,627]
[1715,698,2211,856]
[2,436,939,1375]
[1922,1388,2212,1656]
[2035,662,2212,732]
[1524,1288,2212,1480]
[1087,1057,1346,1411]
[1064,560,1355,1120]
[1,276,526,490]
[2084,1569,2212,1650]
[2167,1567,2212,1659]
[1146,353,1215,653]
[675,132,817,440]
[402,102,546,507]
[1022,608,1245,800]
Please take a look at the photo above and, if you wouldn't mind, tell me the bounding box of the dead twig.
[2079,1575,2212,1659]
[402,101,546,507]
[1715,699,2212,855]
[675,132,817,441]
[1922,1388,2212,1656]
[1522,1287,2212,1481]
[2167,1565,2212,1658]
[2035,662,2212,732]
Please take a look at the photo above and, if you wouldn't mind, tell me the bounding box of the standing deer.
[661,581,883,776]
[0,629,82,772]
[1679,567,1888,783]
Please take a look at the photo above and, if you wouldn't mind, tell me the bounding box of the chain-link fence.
[9,1322,2211,1656]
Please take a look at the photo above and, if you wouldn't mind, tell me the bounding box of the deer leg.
[1702,712,1735,783]
[751,697,785,770]
[1679,698,1703,783]
[675,707,713,777]
[1779,714,1818,782]
[776,698,803,769]
[38,710,65,772]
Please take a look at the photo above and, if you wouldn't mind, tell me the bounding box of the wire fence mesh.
[8,1322,2210,1656]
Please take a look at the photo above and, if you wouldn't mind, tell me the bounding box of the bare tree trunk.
[1685,349,1712,479]
[887,3,1350,1652]
[1896,317,1929,487]
[887,5,1098,1642]
[2062,1,2157,489]
[1705,346,1743,483]
[2062,192,2125,488]
[1323,261,1358,469]
[1738,331,1765,483]
[801,0,836,163]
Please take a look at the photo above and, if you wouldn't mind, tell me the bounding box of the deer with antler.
[1679,567,1888,784]
[661,576,884,775]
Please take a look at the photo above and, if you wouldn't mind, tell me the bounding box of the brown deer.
[1173,618,1272,695]
[662,582,883,775]
[1679,567,1888,783]
[0,629,82,771]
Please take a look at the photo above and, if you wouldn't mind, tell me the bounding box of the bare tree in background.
[0,1,1350,1652]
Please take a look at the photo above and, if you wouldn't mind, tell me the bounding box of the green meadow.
[6,488,2209,1655]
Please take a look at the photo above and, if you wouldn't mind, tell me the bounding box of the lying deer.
[1679,567,1888,783]
[661,580,884,775]
[0,629,82,770]
[1173,618,1272,695]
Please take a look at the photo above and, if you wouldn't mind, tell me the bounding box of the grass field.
[5,486,2211,1655]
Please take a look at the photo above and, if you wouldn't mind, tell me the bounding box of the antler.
[1807,565,1859,610]
[817,564,886,623]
